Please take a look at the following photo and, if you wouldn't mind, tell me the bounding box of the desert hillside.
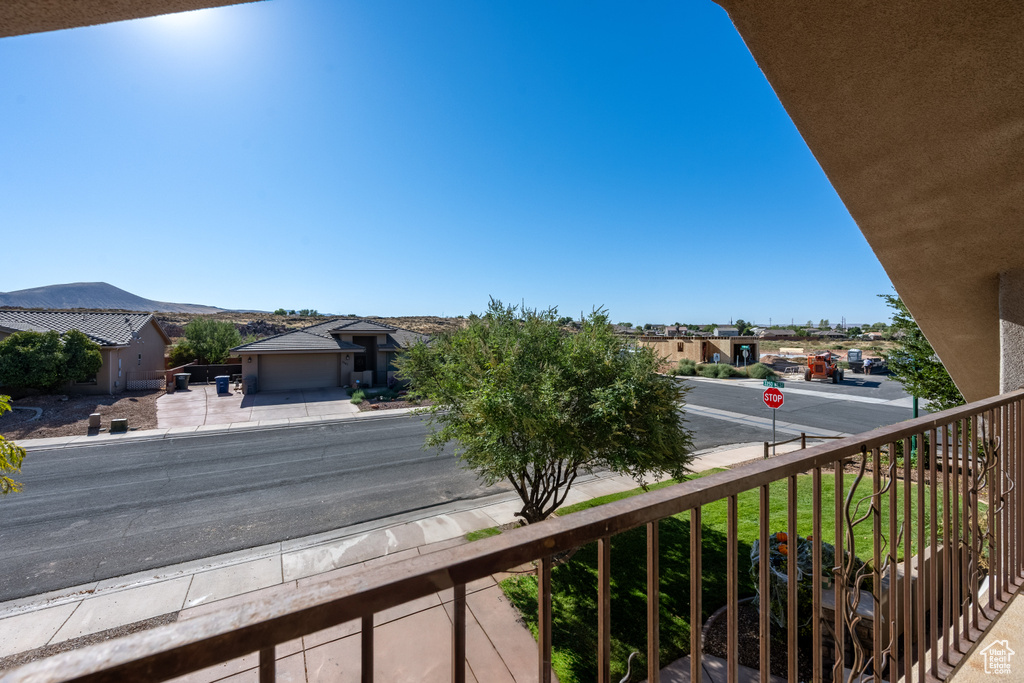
[0,282,225,314]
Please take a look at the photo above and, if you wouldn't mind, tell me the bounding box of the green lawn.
[500,470,943,683]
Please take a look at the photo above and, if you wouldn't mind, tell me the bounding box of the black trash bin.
[174,373,191,390]
[215,375,230,394]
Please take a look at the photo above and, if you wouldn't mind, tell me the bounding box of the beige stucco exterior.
[236,331,400,393]
[712,1,1024,401]
[636,336,760,367]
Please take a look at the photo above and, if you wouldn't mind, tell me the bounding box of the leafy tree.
[396,299,695,524]
[0,331,64,390]
[273,308,287,316]
[734,319,754,336]
[0,330,102,391]
[62,330,103,383]
[881,293,964,412]
[0,395,26,495]
[848,326,863,336]
[167,342,197,367]
[819,319,830,329]
[181,319,242,365]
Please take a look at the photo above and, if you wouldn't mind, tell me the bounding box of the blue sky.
[0,1,894,325]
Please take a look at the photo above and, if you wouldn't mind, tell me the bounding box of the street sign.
[763,380,785,389]
[763,387,784,409]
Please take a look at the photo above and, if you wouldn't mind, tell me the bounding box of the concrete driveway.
[156,385,359,429]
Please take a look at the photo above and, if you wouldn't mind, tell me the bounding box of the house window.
[677,342,685,352]
[138,353,142,366]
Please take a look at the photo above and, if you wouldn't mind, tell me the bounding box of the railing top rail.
[10,388,1024,683]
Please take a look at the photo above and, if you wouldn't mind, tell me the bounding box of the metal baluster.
[452,584,466,683]
[648,521,660,683]
[598,536,611,683]
[728,495,739,683]
[691,507,703,683]
[760,485,771,683]
[538,555,552,683]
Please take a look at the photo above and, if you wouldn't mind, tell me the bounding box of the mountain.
[0,282,227,314]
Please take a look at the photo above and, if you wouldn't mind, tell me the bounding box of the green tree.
[62,330,103,383]
[848,326,863,336]
[0,330,101,391]
[881,293,964,412]
[181,319,242,365]
[0,395,26,494]
[273,308,287,316]
[396,299,695,524]
[0,330,64,390]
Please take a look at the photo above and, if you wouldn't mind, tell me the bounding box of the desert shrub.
[673,359,697,376]
[697,364,721,378]
[716,364,740,379]
[350,389,366,404]
[745,363,777,380]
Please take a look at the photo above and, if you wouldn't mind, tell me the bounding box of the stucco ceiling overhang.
[1,1,260,38]
[713,1,1024,402]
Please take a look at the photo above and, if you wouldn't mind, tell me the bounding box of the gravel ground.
[0,613,177,672]
[0,391,163,440]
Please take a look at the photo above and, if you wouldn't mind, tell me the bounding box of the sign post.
[762,387,785,457]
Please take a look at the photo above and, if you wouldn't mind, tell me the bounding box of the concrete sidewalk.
[0,441,804,681]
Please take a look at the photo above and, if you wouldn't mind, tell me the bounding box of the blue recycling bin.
[215,375,230,394]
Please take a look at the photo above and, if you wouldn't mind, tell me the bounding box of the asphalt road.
[0,374,915,602]
[681,373,914,447]
[0,416,507,602]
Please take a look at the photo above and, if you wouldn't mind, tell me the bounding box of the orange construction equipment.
[805,351,845,383]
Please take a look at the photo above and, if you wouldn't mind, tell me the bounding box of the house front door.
[354,354,366,372]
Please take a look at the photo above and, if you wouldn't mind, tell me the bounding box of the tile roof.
[232,318,429,354]
[329,320,396,333]
[0,310,165,346]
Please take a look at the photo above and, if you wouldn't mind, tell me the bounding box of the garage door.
[259,354,339,392]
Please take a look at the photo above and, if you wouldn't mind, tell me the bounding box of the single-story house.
[713,326,740,337]
[637,335,761,367]
[0,310,170,394]
[231,318,429,393]
[757,328,798,339]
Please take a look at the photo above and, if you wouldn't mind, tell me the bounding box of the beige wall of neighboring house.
[636,336,760,366]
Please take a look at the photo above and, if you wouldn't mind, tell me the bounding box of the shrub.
[0,330,102,392]
[350,389,366,404]
[716,364,740,379]
[672,359,697,376]
[167,341,196,368]
[745,363,777,380]
[697,363,721,378]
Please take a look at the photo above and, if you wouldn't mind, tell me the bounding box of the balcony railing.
[7,390,1024,683]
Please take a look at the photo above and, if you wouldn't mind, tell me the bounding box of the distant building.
[713,326,740,337]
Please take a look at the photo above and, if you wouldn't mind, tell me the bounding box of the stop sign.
[763,387,784,409]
